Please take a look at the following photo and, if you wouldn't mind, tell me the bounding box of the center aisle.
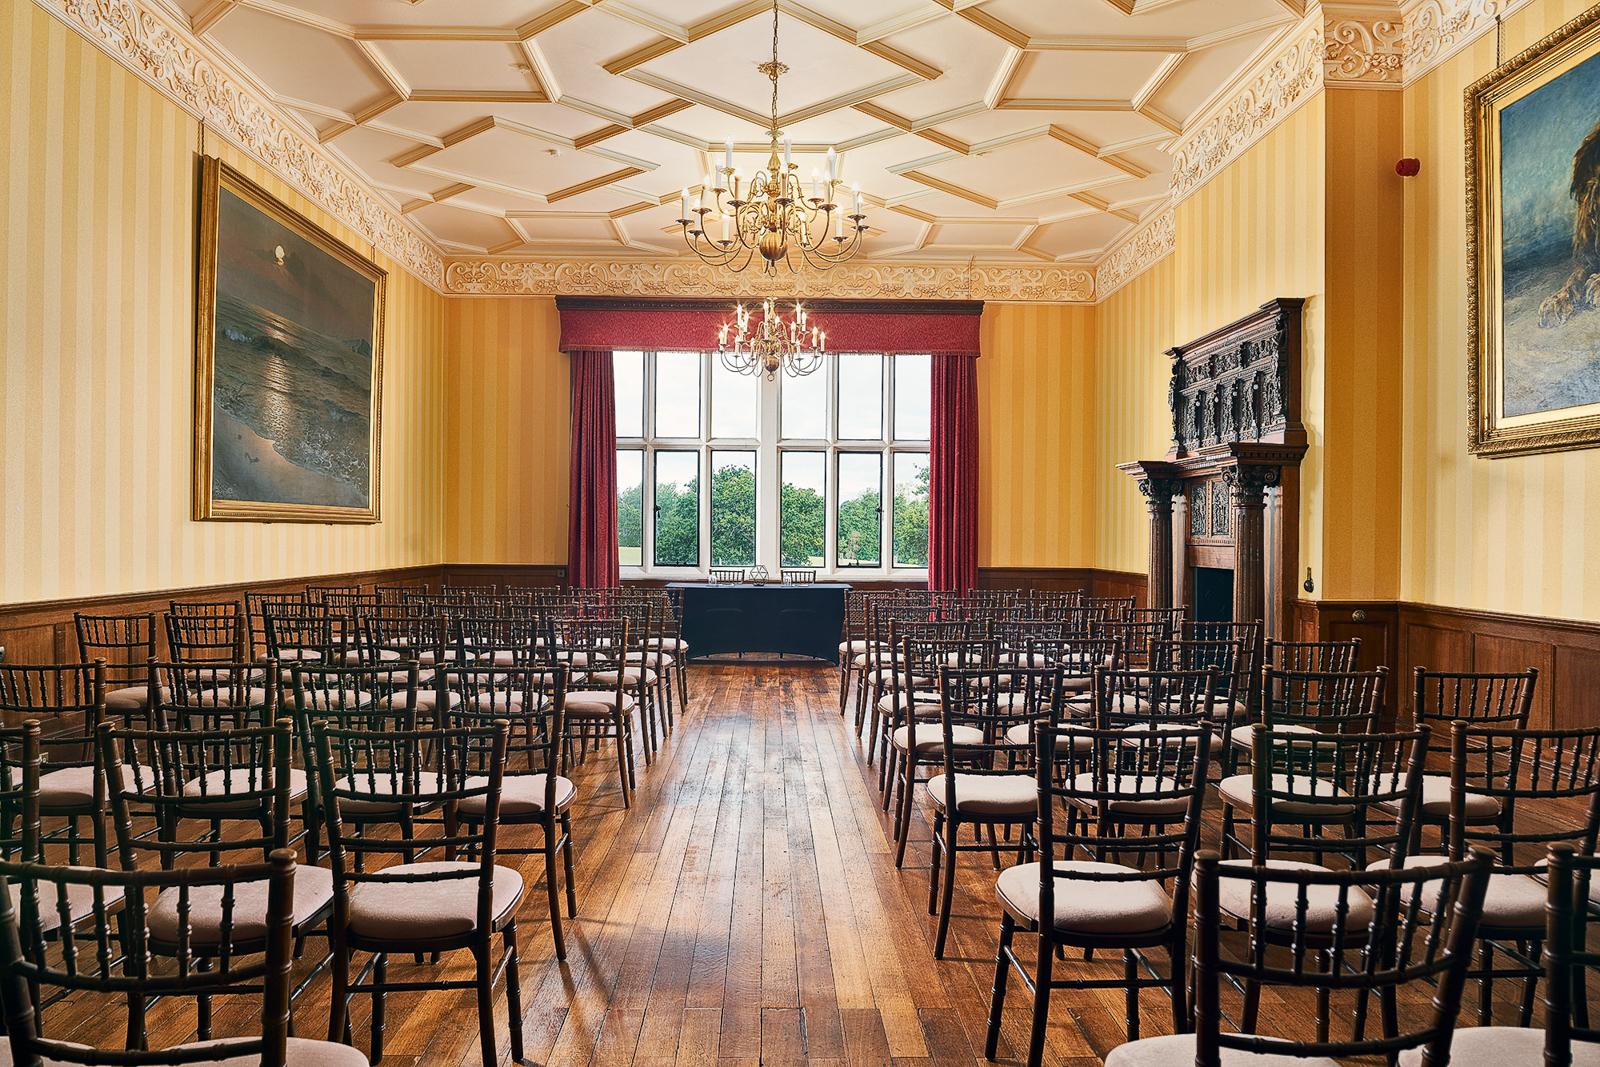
[489,663,1111,1067]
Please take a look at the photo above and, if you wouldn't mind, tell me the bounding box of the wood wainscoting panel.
[1473,634,1557,728]
[439,564,567,589]
[1296,599,1402,717]
[0,566,439,664]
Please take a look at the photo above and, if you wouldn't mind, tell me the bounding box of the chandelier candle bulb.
[852,184,860,216]
[725,139,734,173]
[784,137,792,169]
[681,188,690,219]
[827,146,837,184]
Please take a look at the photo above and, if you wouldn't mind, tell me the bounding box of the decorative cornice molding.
[1169,16,1326,202]
[1323,7,1407,84]
[1399,0,1531,83]
[1094,208,1174,300]
[443,258,1098,303]
[37,0,445,288]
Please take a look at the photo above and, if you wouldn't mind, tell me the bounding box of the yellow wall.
[1094,258,1176,576]
[1174,93,1328,591]
[443,298,569,565]
[977,303,1098,569]
[1322,88,1405,601]
[1400,0,1600,619]
[0,1,446,604]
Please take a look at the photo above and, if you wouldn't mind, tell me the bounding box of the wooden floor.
[39,664,1584,1065]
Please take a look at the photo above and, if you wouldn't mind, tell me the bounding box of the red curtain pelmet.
[567,349,620,589]
[929,353,978,593]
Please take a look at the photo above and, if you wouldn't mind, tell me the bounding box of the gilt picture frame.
[194,156,386,521]
[1466,4,1600,457]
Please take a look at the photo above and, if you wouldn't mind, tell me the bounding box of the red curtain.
[929,353,978,593]
[567,349,620,589]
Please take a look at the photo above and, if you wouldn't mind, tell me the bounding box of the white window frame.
[616,350,930,581]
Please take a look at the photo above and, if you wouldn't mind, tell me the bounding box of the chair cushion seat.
[39,764,143,813]
[378,689,461,713]
[1107,1033,1336,1066]
[182,767,310,808]
[566,690,637,716]
[293,689,374,710]
[1376,855,1547,929]
[1217,859,1374,933]
[1218,773,1353,817]
[1396,1027,1600,1066]
[347,861,522,941]
[195,687,271,708]
[926,773,1035,815]
[30,880,103,934]
[459,773,575,817]
[105,685,155,710]
[891,724,983,753]
[590,667,657,686]
[649,637,688,652]
[996,861,1172,936]
[1,1036,377,1067]
[1376,772,1501,820]
[462,691,542,714]
[1068,773,1189,816]
[1228,722,1319,749]
[1005,721,1092,754]
[149,866,333,946]
[876,694,941,719]
[333,771,444,814]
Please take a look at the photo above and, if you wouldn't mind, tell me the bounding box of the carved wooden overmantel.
[1119,299,1308,637]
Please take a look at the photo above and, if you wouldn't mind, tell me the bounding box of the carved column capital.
[1222,464,1281,504]
[1137,476,1185,511]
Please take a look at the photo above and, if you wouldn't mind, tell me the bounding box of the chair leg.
[546,832,568,962]
[934,824,958,960]
[473,942,498,1067]
[893,766,916,869]
[561,813,578,918]
[328,938,351,1045]
[928,813,943,913]
[984,913,1015,1061]
[371,952,387,1063]
[1478,939,1493,1025]
[504,923,525,1063]
[1026,929,1054,1067]
[1124,951,1140,1041]
[1519,938,1541,1027]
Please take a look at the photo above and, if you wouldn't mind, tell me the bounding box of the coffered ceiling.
[167,0,1315,265]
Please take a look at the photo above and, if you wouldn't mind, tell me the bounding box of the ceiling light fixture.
[676,0,867,273]
[717,299,825,378]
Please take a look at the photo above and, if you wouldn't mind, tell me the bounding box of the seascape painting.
[195,159,385,521]
[1468,6,1600,456]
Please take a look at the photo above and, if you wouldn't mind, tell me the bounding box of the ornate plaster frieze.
[1094,209,1174,300]
[443,258,1097,303]
[1168,17,1326,202]
[1399,0,1532,82]
[38,0,444,288]
[1323,8,1407,84]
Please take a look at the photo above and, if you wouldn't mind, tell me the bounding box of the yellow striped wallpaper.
[444,297,569,565]
[1323,88,1404,601]
[0,1,446,604]
[1093,257,1176,576]
[1400,0,1600,619]
[977,303,1098,569]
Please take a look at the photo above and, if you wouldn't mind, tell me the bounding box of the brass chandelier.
[676,0,868,273]
[717,299,825,379]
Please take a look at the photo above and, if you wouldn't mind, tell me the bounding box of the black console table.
[667,582,849,664]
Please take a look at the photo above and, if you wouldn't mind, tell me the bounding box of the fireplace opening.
[1193,566,1234,622]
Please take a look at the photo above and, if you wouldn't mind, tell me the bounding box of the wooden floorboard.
[29,663,1600,1065]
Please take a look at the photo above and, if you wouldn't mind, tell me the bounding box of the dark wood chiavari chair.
[0,850,368,1066]
[1265,636,1361,672]
[986,722,1212,1065]
[245,592,306,663]
[1182,618,1263,721]
[313,718,521,1066]
[443,662,578,959]
[73,612,157,721]
[440,583,498,597]
[167,600,248,671]
[925,663,1039,957]
[264,606,338,681]
[1402,667,1538,848]
[1089,665,1220,733]
[321,592,380,664]
[859,600,945,761]
[0,662,114,867]
[879,625,987,818]
[0,723,101,945]
[1104,848,1493,1067]
[305,584,360,605]
[552,614,636,809]
[1095,618,1171,671]
[1083,594,1136,619]
[1440,845,1600,1065]
[99,718,333,1041]
[1420,722,1600,1028]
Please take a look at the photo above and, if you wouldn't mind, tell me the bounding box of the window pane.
[837,353,883,440]
[780,451,826,567]
[614,352,644,438]
[710,451,756,567]
[654,351,701,438]
[617,450,644,568]
[780,364,827,440]
[893,453,929,567]
[711,359,759,438]
[836,453,882,567]
[653,451,699,567]
[893,354,930,441]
